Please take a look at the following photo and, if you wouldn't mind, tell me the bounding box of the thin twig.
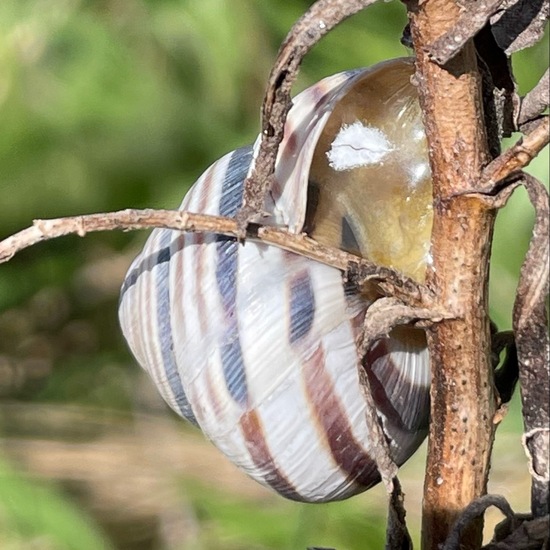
[478,116,549,193]
[426,0,505,65]
[0,209,433,307]
[0,209,235,263]
[258,227,434,304]
[237,0,379,227]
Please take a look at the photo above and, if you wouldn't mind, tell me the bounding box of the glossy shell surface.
[119,58,432,503]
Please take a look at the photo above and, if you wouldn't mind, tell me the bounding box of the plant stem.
[407,1,498,548]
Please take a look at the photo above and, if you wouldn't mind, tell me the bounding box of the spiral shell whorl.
[119,59,431,503]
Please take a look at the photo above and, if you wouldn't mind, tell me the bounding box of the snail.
[118,58,433,503]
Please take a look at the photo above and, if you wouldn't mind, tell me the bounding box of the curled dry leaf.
[490,0,549,54]
[513,174,550,517]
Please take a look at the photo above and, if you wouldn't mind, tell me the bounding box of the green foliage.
[0,457,113,549]
[0,1,547,549]
[180,481,386,550]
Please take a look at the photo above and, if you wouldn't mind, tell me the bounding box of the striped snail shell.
[119,58,433,503]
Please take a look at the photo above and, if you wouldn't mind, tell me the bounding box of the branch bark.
[479,116,549,192]
[426,0,506,65]
[407,1,498,548]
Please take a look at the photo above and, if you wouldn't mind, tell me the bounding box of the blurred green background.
[0,1,547,549]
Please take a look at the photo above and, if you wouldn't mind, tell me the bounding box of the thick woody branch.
[0,209,432,308]
[407,1,498,548]
[237,0,379,227]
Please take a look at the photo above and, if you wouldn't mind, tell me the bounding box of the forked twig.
[358,298,449,550]
[358,298,450,489]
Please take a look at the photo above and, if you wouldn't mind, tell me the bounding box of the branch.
[479,116,549,193]
[237,0,379,227]
[0,209,236,263]
[407,0,499,548]
[0,209,432,308]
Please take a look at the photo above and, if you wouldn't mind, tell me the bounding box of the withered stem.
[479,116,549,192]
[513,174,550,517]
[518,69,549,129]
[0,208,431,308]
[407,1,497,548]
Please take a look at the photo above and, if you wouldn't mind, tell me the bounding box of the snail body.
[119,58,433,503]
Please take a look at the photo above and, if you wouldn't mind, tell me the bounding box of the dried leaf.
[490,0,549,55]
[513,174,550,517]
[386,478,413,550]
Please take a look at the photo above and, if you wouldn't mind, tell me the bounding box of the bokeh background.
[0,1,548,549]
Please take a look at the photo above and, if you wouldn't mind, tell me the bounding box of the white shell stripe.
[282,258,378,499]
[139,231,178,410]
[302,345,378,492]
[119,232,197,422]
[239,411,302,500]
[222,247,325,500]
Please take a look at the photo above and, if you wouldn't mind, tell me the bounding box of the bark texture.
[407,2,498,548]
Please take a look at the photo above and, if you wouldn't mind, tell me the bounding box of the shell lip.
[252,57,415,234]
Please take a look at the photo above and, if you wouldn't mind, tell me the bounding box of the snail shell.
[119,58,433,503]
